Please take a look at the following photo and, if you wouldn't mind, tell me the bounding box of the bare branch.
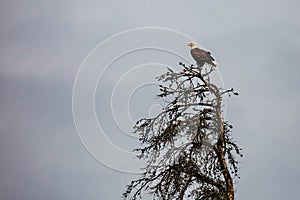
[123,62,242,200]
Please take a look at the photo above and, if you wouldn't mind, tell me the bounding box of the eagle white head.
[187,42,198,49]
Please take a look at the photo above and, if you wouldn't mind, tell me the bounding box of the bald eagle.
[187,42,218,67]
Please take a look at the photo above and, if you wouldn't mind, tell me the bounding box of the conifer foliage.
[123,63,242,200]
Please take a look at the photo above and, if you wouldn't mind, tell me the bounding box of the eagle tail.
[212,61,218,66]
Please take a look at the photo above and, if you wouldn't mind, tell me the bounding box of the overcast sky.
[1,0,300,199]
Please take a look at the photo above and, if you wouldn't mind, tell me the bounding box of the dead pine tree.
[123,62,242,200]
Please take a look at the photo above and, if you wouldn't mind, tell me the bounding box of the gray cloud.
[0,0,299,199]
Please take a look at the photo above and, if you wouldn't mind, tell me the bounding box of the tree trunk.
[208,82,234,200]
